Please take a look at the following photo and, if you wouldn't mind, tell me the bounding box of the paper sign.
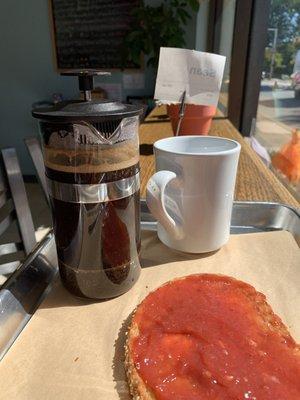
[0,231,299,399]
[154,47,226,106]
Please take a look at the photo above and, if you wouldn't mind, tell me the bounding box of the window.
[196,0,237,117]
[255,0,300,199]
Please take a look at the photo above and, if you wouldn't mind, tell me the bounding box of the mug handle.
[146,171,183,239]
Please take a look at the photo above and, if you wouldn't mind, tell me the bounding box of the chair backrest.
[0,148,36,275]
[24,137,49,203]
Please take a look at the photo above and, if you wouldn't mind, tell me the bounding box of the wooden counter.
[139,106,299,208]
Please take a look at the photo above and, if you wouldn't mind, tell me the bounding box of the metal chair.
[0,148,36,275]
[24,136,49,203]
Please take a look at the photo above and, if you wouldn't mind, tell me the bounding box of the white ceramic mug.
[146,136,241,253]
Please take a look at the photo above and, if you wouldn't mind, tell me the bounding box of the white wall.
[0,0,197,174]
[195,0,209,51]
[219,0,236,79]
[0,0,78,174]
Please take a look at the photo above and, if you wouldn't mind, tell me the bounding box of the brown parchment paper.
[0,230,299,400]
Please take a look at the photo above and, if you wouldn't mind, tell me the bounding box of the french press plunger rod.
[61,70,111,101]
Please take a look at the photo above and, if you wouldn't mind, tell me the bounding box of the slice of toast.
[125,274,300,400]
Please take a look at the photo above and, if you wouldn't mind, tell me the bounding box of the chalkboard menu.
[50,0,140,70]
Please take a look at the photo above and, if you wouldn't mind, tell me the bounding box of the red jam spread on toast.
[132,274,300,399]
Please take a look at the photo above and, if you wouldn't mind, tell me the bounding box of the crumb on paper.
[74,357,79,362]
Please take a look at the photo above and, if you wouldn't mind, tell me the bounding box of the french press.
[32,71,143,299]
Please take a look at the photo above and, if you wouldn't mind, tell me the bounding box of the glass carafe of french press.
[32,71,143,299]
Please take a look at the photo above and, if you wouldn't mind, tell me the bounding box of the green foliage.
[263,48,284,75]
[268,0,300,44]
[264,0,300,76]
[122,0,200,69]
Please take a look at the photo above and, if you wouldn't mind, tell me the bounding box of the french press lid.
[32,70,143,123]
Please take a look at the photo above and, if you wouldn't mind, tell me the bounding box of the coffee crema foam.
[44,141,139,173]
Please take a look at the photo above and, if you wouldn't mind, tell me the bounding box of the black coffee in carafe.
[32,71,143,299]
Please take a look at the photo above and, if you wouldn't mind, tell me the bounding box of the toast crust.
[125,321,156,400]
